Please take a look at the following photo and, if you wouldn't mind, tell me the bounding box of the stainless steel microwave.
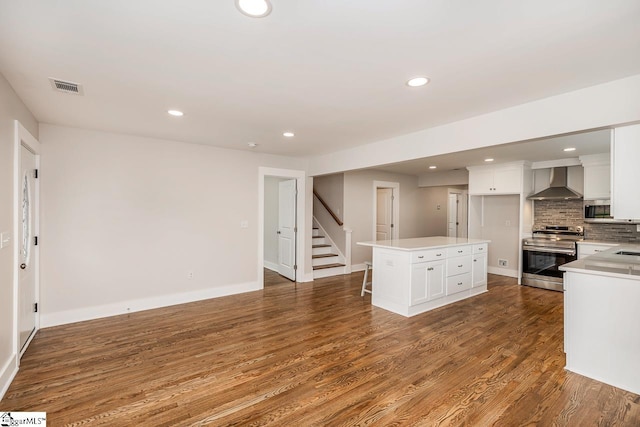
[584,203,611,219]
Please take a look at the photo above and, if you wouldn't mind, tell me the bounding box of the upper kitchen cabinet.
[612,124,640,219]
[467,162,526,195]
[580,152,611,200]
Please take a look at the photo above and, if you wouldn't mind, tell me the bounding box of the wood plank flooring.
[2,272,640,426]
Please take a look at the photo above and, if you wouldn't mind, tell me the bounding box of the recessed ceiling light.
[406,77,430,87]
[168,110,184,117]
[484,158,494,162]
[235,0,272,18]
[429,165,437,169]
[247,142,258,148]
[283,132,295,137]
[563,147,576,152]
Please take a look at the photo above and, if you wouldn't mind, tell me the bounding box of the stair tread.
[312,244,331,248]
[312,253,338,259]
[312,235,326,239]
[313,263,346,270]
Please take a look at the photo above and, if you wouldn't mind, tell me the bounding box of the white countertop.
[578,240,621,246]
[561,244,640,280]
[357,236,490,251]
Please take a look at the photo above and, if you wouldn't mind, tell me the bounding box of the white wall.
[344,170,422,267]
[39,124,300,327]
[0,73,38,398]
[417,186,452,237]
[263,176,286,270]
[419,169,469,187]
[472,195,521,273]
[308,74,640,176]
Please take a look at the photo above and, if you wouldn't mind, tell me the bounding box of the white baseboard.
[0,353,18,401]
[264,261,279,272]
[351,263,368,272]
[488,266,519,278]
[40,281,260,328]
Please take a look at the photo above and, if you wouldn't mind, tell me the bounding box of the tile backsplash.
[533,200,583,227]
[533,200,640,243]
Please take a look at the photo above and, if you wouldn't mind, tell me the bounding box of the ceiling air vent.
[49,78,84,95]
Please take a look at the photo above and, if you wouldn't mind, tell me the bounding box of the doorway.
[14,121,40,358]
[258,168,308,288]
[373,181,399,241]
[447,189,468,238]
[277,179,297,281]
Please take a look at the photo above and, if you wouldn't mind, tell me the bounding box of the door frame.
[13,121,40,361]
[372,181,399,240]
[447,188,468,238]
[258,167,309,287]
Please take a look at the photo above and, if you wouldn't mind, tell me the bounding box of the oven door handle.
[523,246,576,256]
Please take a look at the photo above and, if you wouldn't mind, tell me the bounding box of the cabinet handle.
[436,253,442,257]
[458,282,463,286]
[458,264,463,267]
[418,256,424,259]
[427,267,434,271]
[457,250,463,253]
[474,259,477,262]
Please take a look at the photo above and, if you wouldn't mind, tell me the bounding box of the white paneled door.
[376,188,393,240]
[278,179,297,281]
[19,144,37,353]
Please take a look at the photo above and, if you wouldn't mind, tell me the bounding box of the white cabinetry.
[359,237,490,317]
[468,164,523,195]
[577,242,619,260]
[446,245,472,295]
[580,153,611,200]
[472,244,488,288]
[410,259,445,305]
[612,125,640,219]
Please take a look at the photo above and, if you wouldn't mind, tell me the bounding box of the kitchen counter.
[577,240,622,246]
[357,237,490,317]
[560,244,640,395]
[562,244,640,279]
[358,236,491,251]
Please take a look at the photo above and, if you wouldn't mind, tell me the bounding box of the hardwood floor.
[3,272,640,426]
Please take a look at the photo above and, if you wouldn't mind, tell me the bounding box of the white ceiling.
[373,129,612,176]
[1,1,639,159]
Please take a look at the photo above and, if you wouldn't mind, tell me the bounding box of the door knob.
[20,263,26,269]
[277,231,281,234]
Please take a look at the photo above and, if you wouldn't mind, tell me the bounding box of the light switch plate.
[0,231,11,249]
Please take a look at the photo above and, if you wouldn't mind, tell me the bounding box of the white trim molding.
[41,281,260,328]
[372,180,400,241]
[258,167,309,288]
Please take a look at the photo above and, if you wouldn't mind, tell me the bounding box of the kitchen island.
[560,245,640,395]
[357,237,490,317]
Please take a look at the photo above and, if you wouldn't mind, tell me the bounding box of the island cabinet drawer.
[446,255,472,276]
[411,249,446,263]
[447,245,472,258]
[446,272,472,295]
[473,243,488,254]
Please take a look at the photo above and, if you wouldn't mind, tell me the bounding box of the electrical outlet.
[187,271,194,279]
[498,259,508,267]
[436,204,441,210]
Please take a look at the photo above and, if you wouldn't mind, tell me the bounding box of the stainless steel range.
[522,225,584,292]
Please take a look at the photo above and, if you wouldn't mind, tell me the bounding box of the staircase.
[312,225,347,279]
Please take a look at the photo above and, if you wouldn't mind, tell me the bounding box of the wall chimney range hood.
[528,167,583,200]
